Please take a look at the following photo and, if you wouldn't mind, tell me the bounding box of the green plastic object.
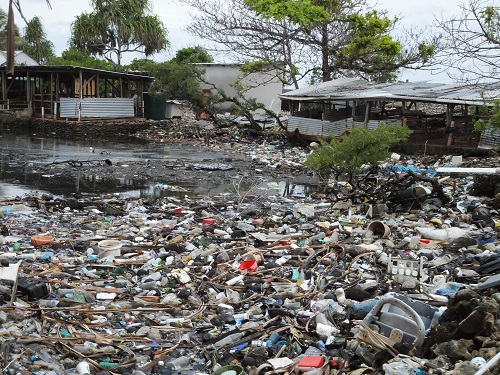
[99,361,119,369]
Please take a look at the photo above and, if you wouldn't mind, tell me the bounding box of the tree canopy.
[170,46,214,64]
[182,0,437,85]
[70,0,169,69]
[47,48,114,70]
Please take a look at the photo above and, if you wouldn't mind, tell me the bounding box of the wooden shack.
[0,66,153,120]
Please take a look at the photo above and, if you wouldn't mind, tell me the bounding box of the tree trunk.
[321,23,329,82]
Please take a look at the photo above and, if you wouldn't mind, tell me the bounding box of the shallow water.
[0,131,307,199]
[0,131,247,199]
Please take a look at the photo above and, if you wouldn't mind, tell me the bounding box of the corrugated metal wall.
[288,117,402,138]
[60,98,135,119]
[478,127,500,149]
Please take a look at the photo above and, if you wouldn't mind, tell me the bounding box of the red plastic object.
[297,356,325,369]
[173,208,182,214]
[238,259,258,272]
[203,218,216,225]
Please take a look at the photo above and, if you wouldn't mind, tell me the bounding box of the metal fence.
[60,98,135,119]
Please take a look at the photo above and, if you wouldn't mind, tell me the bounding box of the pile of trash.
[0,154,498,375]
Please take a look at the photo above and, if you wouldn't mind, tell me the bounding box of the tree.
[182,0,308,89]
[436,0,500,83]
[47,48,114,70]
[19,16,54,64]
[182,0,436,85]
[70,0,169,70]
[126,56,208,109]
[171,46,214,64]
[304,124,411,203]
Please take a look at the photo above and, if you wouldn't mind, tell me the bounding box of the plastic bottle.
[304,232,326,246]
[266,332,280,347]
[233,312,253,321]
[76,361,91,375]
[167,355,191,370]
[212,332,244,349]
[226,275,244,286]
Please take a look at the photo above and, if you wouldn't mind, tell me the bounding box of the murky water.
[0,131,314,199]
[0,131,248,199]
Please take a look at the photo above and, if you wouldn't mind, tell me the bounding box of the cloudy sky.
[13,0,465,82]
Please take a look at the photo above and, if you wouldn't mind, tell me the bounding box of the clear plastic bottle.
[167,355,191,370]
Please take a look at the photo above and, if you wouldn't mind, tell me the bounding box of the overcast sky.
[14,0,465,82]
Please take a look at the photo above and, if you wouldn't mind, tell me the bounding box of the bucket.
[365,221,391,239]
[98,239,122,258]
[213,364,245,375]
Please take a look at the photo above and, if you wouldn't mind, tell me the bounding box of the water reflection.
[0,131,313,200]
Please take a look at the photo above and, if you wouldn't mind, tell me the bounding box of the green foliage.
[170,46,213,64]
[241,0,435,82]
[127,58,205,104]
[243,0,331,26]
[336,11,402,78]
[19,16,54,64]
[47,48,114,70]
[304,124,411,177]
[474,99,500,133]
[70,0,169,69]
[482,5,500,40]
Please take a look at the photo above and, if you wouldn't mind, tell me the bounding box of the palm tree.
[70,0,168,70]
[20,16,54,64]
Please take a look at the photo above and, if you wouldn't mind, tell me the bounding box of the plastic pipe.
[474,351,500,375]
[436,167,500,174]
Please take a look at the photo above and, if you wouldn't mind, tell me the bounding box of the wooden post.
[50,72,54,118]
[447,120,455,146]
[1,70,5,108]
[40,77,45,117]
[96,73,100,98]
[27,71,31,109]
[446,104,455,146]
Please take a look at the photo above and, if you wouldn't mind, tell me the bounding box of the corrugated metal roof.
[0,64,153,81]
[280,78,500,105]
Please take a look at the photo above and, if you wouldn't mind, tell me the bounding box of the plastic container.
[31,235,54,245]
[238,259,258,272]
[98,239,122,258]
[202,218,216,225]
[297,356,325,370]
[366,221,390,239]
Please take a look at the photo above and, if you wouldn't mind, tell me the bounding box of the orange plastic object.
[31,235,54,245]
